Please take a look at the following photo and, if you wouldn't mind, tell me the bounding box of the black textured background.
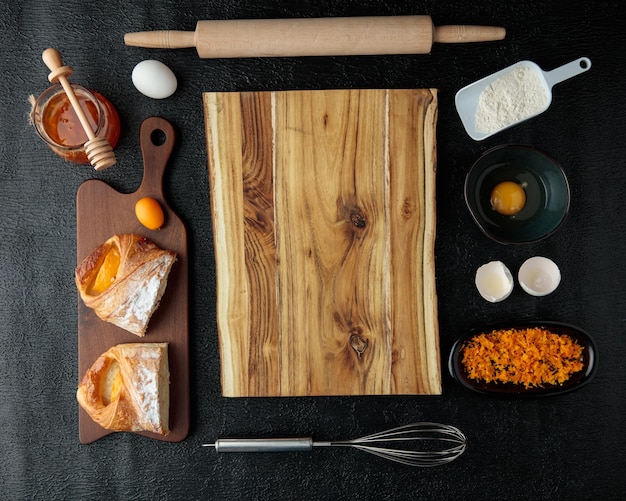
[1,1,625,499]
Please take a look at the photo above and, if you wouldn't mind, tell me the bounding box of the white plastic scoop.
[456,57,591,141]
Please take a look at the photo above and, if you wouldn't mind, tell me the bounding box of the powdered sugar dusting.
[134,351,160,426]
[109,254,175,336]
[123,343,169,433]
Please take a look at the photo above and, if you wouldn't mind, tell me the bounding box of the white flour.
[475,66,549,134]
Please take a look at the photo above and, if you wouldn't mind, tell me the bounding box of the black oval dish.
[464,145,570,244]
[448,321,597,397]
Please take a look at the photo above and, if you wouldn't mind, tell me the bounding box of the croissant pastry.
[75,234,176,337]
[77,342,170,434]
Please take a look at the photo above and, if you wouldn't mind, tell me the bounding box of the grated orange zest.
[461,327,584,388]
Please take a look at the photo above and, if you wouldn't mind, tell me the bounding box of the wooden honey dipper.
[42,48,116,170]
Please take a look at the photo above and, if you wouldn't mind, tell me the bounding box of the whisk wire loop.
[330,422,467,467]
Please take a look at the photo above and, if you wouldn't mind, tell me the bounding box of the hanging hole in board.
[151,129,166,146]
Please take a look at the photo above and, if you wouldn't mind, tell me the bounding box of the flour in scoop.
[475,66,549,134]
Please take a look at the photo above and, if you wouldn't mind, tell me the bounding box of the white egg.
[518,256,561,296]
[475,261,514,303]
[132,60,177,99]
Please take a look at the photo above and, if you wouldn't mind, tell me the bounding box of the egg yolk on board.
[490,181,526,216]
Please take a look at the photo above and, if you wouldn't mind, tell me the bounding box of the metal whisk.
[202,422,466,467]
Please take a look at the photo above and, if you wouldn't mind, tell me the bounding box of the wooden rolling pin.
[124,16,505,58]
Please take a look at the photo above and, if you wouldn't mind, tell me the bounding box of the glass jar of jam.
[31,84,121,165]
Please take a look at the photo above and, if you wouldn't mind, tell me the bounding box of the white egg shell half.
[132,60,177,99]
[475,261,514,303]
[518,256,561,296]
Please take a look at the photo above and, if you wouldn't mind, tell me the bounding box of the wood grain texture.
[204,89,440,397]
[76,117,189,443]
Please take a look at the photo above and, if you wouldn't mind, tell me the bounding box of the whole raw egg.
[132,60,177,99]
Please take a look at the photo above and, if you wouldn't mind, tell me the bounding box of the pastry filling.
[89,246,121,295]
[101,360,122,406]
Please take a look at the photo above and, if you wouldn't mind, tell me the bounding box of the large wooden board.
[76,117,189,443]
[204,89,441,397]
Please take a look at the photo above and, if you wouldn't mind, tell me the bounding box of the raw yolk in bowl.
[490,181,526,216]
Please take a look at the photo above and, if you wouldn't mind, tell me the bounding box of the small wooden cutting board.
[204,89,441,397]
[76,117,189,443]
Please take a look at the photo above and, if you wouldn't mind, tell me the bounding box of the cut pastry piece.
[75,234,176,336]
[77,342,170,435]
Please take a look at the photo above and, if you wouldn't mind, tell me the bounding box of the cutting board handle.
[139,116,175,198]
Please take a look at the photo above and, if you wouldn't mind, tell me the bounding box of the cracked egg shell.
[475,261,514,303]
[518,256,561,296]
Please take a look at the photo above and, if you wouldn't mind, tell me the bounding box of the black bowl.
[448,321,597,397]
[465,145,570,244]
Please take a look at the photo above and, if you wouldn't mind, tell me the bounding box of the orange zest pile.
[460,327,584,388]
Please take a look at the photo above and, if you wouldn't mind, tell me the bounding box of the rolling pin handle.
[433,25,506,43]
[124,30,197,49]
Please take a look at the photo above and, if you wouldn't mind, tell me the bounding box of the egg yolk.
[490,181,526,216]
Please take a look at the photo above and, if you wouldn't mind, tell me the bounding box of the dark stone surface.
[1,1,624,499]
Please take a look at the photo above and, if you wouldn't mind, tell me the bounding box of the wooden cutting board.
[204,89,441,397]
[76,117,189,443]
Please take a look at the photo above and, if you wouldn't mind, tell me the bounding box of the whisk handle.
[210,438,314,453]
